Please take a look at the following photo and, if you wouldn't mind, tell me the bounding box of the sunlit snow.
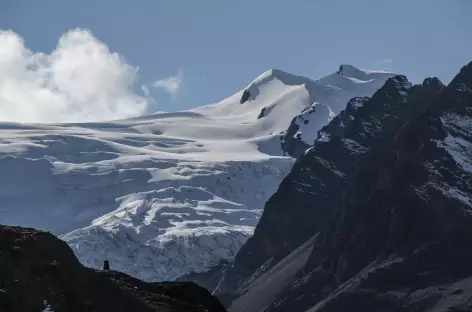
[0,65,392,281]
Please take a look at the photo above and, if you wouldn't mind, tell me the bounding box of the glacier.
[0,65,393,281]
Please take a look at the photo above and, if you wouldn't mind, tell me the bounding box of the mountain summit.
[0,65,392,283]
[208,61,472,312]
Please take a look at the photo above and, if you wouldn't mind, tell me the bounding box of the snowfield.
[0,65,393,281]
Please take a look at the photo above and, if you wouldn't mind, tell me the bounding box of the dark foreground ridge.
[0,225,227,312]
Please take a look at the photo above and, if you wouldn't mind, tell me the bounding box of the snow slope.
[0,65,392,281]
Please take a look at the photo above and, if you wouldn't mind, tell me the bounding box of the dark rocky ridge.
[214,74,443,299]
[207,62,472,311]
[176,260,230,295]
[262,62,472,312]
[280,95,370,165]
[0,225,227,312]
[279,64,394,159]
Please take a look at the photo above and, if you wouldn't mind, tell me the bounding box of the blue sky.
[1,0,471,117]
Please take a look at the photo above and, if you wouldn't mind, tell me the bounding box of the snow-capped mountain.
[210,61,472,312]
[0,65,392,282]
[280,64,395,157]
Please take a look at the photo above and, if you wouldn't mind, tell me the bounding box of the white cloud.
[153,70,183,96]
[0,28,150,123]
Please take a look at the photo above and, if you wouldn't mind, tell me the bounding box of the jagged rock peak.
[450,60,472,88]
[423,76,443,87]
[384,75,412,91]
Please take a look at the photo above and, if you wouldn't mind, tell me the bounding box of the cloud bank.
[0,28,149,123]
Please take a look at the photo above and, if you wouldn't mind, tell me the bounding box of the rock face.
[0,225,227,312]
[257,106,268,119]
[210,61,472,312]
[240,89,251,104]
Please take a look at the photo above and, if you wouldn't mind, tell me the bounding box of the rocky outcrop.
[0,225,227,312]
[240,89,251,104]
[257,106,268,119]
[209,62,472,311]
[279,103,328,158]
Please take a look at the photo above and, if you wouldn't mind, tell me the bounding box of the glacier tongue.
[62,159,293,281]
